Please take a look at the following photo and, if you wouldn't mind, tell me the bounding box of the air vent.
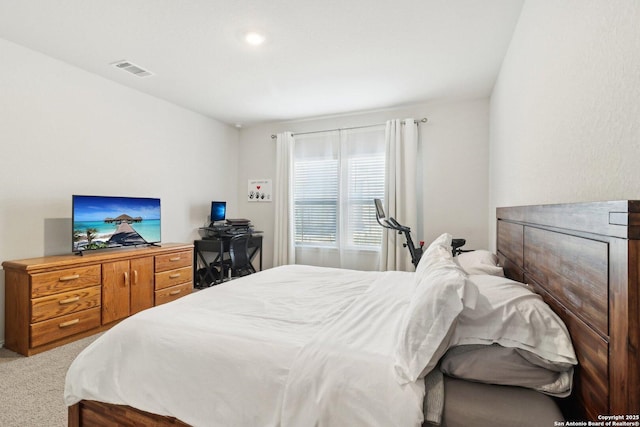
[111,60,154,77]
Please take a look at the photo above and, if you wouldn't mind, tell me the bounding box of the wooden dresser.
[3,243,193,356]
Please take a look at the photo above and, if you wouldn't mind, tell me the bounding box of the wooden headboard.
[496,201,639,420]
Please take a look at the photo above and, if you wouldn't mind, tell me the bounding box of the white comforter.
[64,265,426,427]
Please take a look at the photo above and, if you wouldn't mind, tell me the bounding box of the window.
[294,157,338,244]
[293,126,386,251]
[345,153,385,246]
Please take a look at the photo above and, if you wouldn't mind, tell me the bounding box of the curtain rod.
[270,117,428,139]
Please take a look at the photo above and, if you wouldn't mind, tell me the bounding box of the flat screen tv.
[210,201,226,224]
[72,195,161,253]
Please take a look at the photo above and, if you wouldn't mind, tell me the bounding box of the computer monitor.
[210,201,226,224]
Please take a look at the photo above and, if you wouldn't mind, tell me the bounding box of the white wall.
[0,38,239,345]
[237,99,490,269]
[489,0,640,248]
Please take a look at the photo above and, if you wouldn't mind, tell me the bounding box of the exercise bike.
[374,198,467,269]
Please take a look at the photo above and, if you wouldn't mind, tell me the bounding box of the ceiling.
[0,0,524,126]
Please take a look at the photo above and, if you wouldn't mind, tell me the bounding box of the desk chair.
[228,234,257,278]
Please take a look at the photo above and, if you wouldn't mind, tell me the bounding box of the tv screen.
[210,201,226,224]
[72,195,161,252]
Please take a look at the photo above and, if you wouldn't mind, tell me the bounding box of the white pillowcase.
[415,233,453,277]
[439,344,574,397]
[395,235,479,383]
[454,250,504,276]
[450,275,577,366]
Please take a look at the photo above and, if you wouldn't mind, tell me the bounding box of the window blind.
[293,159,338,244]
[346,154,385,247]
[293,126,385,250]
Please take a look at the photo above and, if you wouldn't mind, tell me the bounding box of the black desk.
[193,235,263,287]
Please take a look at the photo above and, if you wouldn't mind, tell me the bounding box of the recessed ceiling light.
[245,32,265,46]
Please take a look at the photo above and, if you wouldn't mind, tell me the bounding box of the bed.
[495,201,640,420]
[65,201,640,426]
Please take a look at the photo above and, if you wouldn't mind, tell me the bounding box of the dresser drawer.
[31,265,101,298]
[155,251,192,272]
[30,307,101,348]
[31,285,101,323]
[155,266,192,290]
[155,282,192,306]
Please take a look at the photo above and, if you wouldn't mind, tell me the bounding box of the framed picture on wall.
[248,179,272,202]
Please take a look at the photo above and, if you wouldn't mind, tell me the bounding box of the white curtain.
[272,132,295,267]
[293,126,386,271]
[380,118,419,272]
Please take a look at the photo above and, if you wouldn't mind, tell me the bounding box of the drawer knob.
[169,289,182,296]
[59,274,80,282]
[169,273,181,279]
[59,318,80,328]
[59,296,80,305]
[169,257,181,262]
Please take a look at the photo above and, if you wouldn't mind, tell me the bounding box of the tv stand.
[2,243,193,356]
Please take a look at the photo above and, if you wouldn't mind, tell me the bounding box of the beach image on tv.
[73,196,161,251]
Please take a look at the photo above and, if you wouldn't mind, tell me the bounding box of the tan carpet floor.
[0,334,102,427]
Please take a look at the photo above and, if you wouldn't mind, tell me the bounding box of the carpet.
[0,334,102,427]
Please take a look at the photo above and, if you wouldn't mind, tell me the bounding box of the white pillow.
[394,256,478,383]
[450,275,577,366]
[415,233,453,277]
[454,250,504,276]
[439,344,574,397]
